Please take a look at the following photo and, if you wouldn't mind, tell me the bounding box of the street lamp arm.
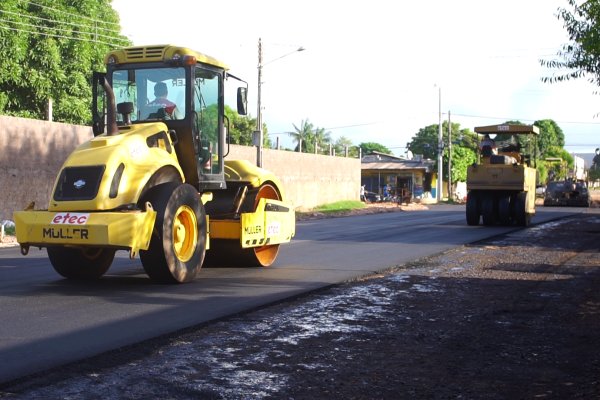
[262,47,306,66]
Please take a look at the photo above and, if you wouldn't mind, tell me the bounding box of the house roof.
[361,152,435,172]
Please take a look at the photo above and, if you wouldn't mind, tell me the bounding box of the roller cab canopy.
[104,44,229,70]
[474,124,540,135]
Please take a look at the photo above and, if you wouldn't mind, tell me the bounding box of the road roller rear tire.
[466,191,480,226]
[514,192,530,227]
[498,195,511,225]
[481,194,495,226]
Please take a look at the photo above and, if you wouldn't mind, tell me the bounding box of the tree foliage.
[406,124,440,160]
[289,119,314,152]
[495,119,567,175]
[289,119,333,154]
[359,142,392,156]
[0,0,129,124]
[540,146,574,183]
[540,0,600,85]
[533,119,565,156]
[334,136,358,157]
[407,121,478,182]
[224,106,271,147]
[448,145,477,183]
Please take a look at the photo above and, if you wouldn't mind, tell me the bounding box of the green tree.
[225,106,258,146]
[448,145,477,183]
[540,146,574,183]
[359,142,392,155]
[290,119,314,152]
[313,127,332,154]
[540,0,600,85]
[223,107,274,148]
[0,0,129,124]
[407,124,440,160]
[495,120,566,166]
[407,122,478,182]
[334,136,358,157]
[533,119,565,158]
[289,119,331,153]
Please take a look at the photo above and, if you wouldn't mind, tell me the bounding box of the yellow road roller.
[14,45,295,283]
[466,124,539,227]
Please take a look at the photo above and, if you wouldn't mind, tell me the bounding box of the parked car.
[543,180,590,207]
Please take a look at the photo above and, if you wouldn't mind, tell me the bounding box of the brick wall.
[0,116,360,220]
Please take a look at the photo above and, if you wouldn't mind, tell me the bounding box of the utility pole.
[448,110,452,201]
[256,38,264,167]
[255,38,304,167]
[437,86,443,202]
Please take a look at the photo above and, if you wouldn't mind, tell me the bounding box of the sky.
[111,0,600,156]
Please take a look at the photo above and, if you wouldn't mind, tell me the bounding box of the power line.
[0,1,128,46]
[323,122,382,131]
[0,16,127,43]
[0,8,121,36]
[0,24,127,46]
[19,0,120,27]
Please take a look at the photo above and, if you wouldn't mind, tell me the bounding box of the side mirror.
[237,87,248,116]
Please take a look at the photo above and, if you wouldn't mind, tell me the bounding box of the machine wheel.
[466,192,480,226]
[244,183,281,267]
[206,183,282,268]
[498,195,511,225]
[139,182,207,283]
[514,192,530,227]
[47,246,115,280]
[481,194,495,226]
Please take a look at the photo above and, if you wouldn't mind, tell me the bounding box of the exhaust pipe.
[99,75,118,136]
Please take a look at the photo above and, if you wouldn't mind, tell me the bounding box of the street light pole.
[448,110,452,201]
[255,38,304,167]
[437,86,443,202]
[256,38,264,167]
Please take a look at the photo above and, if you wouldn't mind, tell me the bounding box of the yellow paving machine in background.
[466,124,539,227]
[14,45,295,283]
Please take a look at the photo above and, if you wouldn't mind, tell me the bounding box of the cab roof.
[474,124,539,135]
[104,44,229,70]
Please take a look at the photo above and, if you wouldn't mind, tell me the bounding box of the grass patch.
[313,200,365,213]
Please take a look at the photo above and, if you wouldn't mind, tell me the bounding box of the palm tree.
[313,127,332,154]
[290,119,314,152]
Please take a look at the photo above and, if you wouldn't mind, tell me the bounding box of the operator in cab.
[479,134,497,156]
[143,81,182,120]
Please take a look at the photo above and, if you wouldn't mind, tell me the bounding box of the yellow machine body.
[467,163,537,215]
[209,160,295,247]
[14,208,156,257]
[465,124,539,227]
[15,122,179,252]
[13,44,295,282]
[14,134,295,256]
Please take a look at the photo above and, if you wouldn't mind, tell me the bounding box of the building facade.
[361,152,437,202]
